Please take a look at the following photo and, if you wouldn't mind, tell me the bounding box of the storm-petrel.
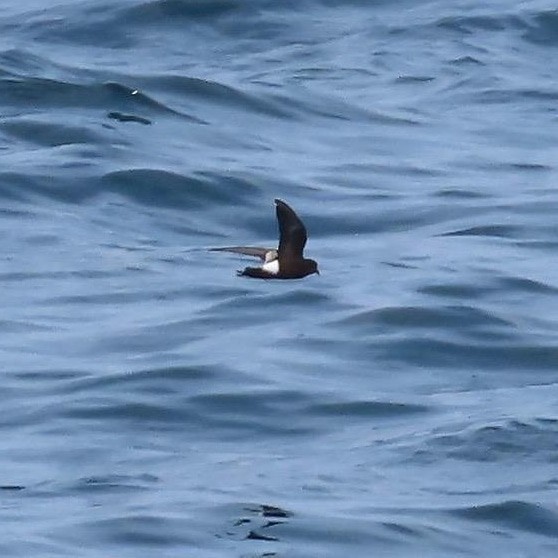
[211,199,319,279]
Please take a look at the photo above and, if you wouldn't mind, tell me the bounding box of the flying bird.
[212,199,319,279]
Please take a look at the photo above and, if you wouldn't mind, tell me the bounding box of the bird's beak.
[316,269,320,275]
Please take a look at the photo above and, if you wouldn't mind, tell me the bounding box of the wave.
[100,169,257,208]
[453,500,558,538]
[123,0,240,24]
[424,418,558,463]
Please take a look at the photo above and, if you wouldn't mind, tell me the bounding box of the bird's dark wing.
[210,246,273,261]
[275,199,307,260]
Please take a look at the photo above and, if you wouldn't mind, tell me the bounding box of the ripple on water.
[0,118,103,147]
[440,224,521,238]
[100,169,257,209]
[308,399,430,419]
[335,304,512,330]
[123,0,240,24]
[424,418,558,463]
[452,500,558,539]
[378,338,558,371]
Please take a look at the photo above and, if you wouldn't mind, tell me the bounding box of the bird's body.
[211,199,319,280]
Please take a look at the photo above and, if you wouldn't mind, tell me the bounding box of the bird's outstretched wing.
[210,246,273,261]
[275,199,307,260]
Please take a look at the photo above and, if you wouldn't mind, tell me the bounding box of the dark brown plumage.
[211,199,319,279]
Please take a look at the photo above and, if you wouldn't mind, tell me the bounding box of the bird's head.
[307,259,320,276]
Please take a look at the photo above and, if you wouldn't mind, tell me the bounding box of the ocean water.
[2,0,558,556]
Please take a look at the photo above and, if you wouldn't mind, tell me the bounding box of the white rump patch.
[262,258,280,275]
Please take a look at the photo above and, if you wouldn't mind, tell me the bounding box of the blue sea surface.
[2,0,558,556]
